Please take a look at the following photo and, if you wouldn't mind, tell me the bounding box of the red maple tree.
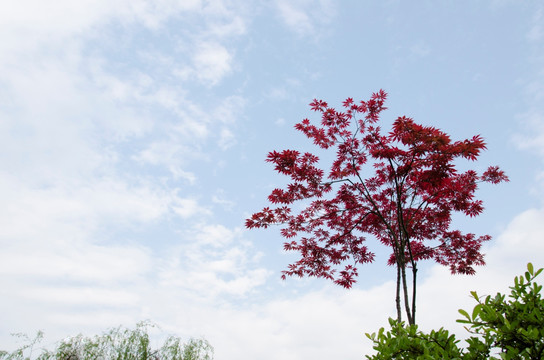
[246,90,508,325]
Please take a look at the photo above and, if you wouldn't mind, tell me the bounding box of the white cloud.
[0,0,202,33]
[171,197,211,218]
[157,224,270,300]
[0,61,107,183]
[214,95,246,149]
[0,0,266,356]
[0,0,204,67]
[512,5,544,195]
[514,111,544,158]
[133,141,198,179]
[0,175,188,247]
[275,0,335,37]
[268,87,289,100]
[0,220,271,351]
[0,242,152,284]
[212,189,236,211]
[0,0,249,188]
[409,41,431,59]
[527,8,543,42]
[193,42,233,85]
[275,117,286,126]
[218,128,236,149]
[213,95,246,124]
[132,93,245,177]
[79,179,173,223]
[194,223,237,247]
[276,0,314,35]
[205,14,246,38]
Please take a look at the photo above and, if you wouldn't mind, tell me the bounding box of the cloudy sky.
[1,1,543,358]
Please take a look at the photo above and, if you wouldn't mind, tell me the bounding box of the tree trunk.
[396,265,402,323]
[400,262,414,325]
[411,264,417,324]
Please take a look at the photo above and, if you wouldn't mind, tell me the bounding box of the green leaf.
[458,309,470,321]
[471,304,482,321]
[527,262,534,275]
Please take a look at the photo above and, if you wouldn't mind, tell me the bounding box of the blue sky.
[1,1,543,358]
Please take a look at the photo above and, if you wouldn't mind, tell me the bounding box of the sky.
[1,1,543,358]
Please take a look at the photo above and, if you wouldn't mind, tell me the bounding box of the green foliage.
[365,319,463,359]
[0,321,213,360]
[458,262,544,359]
[366,263,544,360]
[0,332,45,360]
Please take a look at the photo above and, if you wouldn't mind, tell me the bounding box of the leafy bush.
[0,321,213,360]
[366,263,544,359]
[365,319,463,359]
[458,262,544,359]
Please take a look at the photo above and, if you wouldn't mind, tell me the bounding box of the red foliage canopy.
[246,90,508,290]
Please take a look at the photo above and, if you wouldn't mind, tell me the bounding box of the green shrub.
[458,262,544,359]
[366,263,544,359]
[0,321,213,360]
[365,319,463,359]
